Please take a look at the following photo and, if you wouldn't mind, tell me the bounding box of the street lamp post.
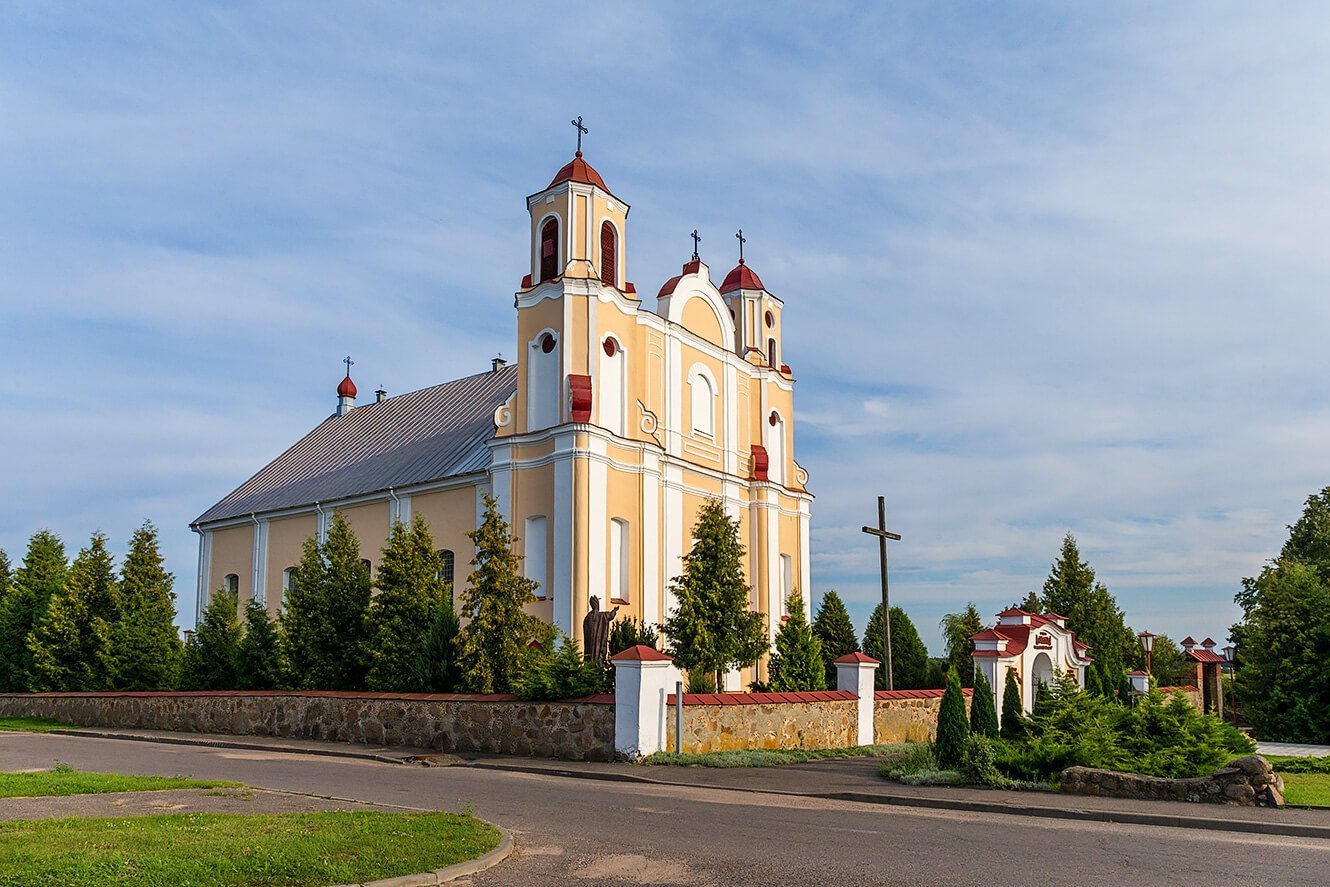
[1223,643,1237,725]
[1137,631,1156,677]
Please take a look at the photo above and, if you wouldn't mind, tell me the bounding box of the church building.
[192,143,813,688]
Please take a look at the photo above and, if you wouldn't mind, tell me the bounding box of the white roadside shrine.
[970,609,1094,724]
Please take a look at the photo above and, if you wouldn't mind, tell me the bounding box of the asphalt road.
[2,733,1326,887]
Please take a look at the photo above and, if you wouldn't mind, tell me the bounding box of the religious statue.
[582,595,620,664]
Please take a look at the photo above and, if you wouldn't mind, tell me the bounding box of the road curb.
[47,729,410,765]
[469,761,1330,841]
[337,824,514,886]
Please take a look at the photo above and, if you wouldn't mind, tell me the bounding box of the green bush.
[1272,756,1330,774]
[934,669,970,769]
[514,636,609,701]
[1000,668,1026,740]
[969,670,999,738]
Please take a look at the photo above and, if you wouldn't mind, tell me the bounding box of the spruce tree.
[0,531,68,692]
[368,516,446,691]
[457,495,545,693]
[864,604,929,690]
[999,667,1025,739]
[282,512,373,689]
[939,602,985,687]
[1031,679,1054,720]
[236,598,284,690]
[181,590,241,690]
[28,532,119,691]
[412,590,461,692]
[0,549,10,604]
[107,521,181,690]
[812,590,859,688]
[608,617,658,655]
[1039,533,1131,681]
[664,499,767,690]
[969,669,999,738]
[1084,663,1103,698]
[768,590,825,691]
[935,668,969,769]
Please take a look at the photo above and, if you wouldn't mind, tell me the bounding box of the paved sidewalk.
[1259,742,1330,758]
[49,726,434,763]
[0,786,385,821]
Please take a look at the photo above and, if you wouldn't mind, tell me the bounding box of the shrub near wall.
[0,691,616,761]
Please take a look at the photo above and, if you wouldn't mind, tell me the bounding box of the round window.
[769,411,779,426]
[602,338,618,357]
[540,334,556,354]
[765,310,774,328]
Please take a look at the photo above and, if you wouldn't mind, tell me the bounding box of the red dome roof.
[719,260,765,294]
[337,375,357,398]
[547,151,609,191]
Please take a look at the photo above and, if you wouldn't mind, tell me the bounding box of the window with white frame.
[688,368,715,438]
[281,567,296,607]
[524,516,547,598]
[600,337,626,436]
[222,573,239,601]
[609,518,630,603]
[779,554,793,618]
[527,332,560,430]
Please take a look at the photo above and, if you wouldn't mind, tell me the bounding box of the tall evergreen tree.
[864,604,930,690]
[28,532,119,691]
[0,531,68,692]
[0,549,11,604]
[969,669,999,738]
[939,602,985,688]
[812,590,859,688]
[282,512,373,689]
[1012,590,1042,611]
[457,495,545,694]
[768,590,824,691]
[1038,533,1131,679]
[935,668,969,769]
[236,598,284,690]
[181,590,241,690]
[368,516,446,691]
[664,499,767,690]
[1280,485,1330,577]
[999,667,1025,739]
[107,521,181,690]
[412,589,461,692]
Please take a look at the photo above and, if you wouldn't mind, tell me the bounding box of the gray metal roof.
[195,366,517,525]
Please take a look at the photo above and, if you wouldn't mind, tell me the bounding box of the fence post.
[612,645,675,759]
[834,652,880,746]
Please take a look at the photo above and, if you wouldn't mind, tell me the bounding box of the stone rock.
[1231,755,1271,778]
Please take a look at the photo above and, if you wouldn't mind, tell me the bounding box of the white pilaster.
[612,646,677,759]
[553,439,575,637]
[836,653,879,746]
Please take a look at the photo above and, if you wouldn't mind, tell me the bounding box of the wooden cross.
[571,116,588,154]
[736,228,746,263]
[343,355,354,376]
[691,229,701,261]
[861,496,902,690]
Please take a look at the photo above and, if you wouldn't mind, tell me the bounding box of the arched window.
[600,337,625,436]
[524,516,547,598]
[600,221,617,286]
[527,331,560,430]
[540,217,560,281]
[688,368,715,438]
[436,550,455,587]
[767,337,778,369]
[609,518,630,603]
[766,410,786,485]
[281,567,296,607]
[222,574,239,601]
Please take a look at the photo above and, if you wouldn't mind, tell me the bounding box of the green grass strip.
[640,743,910,768]
[1281,773,1330,807]
[0,765,240,798]
[0,716,72,733]
[0,811,501,887]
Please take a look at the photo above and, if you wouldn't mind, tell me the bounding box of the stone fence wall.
[0,691,616,761]
[873,689,972,744]
[1061,756,1285,807]
[663,690,859,753]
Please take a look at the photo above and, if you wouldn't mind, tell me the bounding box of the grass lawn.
[0,811,501,886]
[0,765,240,798]
[1280,773,1330,807]
[0,716,72,733]
[640,743,910,768]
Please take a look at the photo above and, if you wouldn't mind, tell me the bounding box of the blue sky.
[3,3,1328,654]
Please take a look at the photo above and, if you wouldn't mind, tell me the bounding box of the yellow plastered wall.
[334,502,391,572]
[506,459,556,625]
[265,514,316,617]
[208,525,253,609]
[410,485,481,603]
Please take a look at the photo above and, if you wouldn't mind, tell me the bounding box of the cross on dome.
[570,115,588,157]
[736,228,746,264]
[691,229,701,261]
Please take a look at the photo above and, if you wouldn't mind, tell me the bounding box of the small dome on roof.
[719,260,765,294]
[337,375,357,398]
[547,151,609,191]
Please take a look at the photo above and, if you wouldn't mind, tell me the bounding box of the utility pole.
[861,496,902,690]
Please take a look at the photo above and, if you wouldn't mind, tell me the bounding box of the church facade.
[193,147,813,688]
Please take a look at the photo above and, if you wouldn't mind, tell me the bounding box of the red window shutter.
[600,222,616,286]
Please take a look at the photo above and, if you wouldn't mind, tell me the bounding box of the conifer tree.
[236,598,284,690]
[935,668,969,769]
[28,532,119,691]
[664,499,767,691]
[767,590,824,692]
[368,516,446,691]
[0,531,68,692]
[969,669,999,738]
[1084,663,1103,698]
[999,667,1025,739]
[282,513,373,689]
[457,495,545,694]
[608,617,658,655]
[812,590,859,688]
[864,604,930,690]
[1039,533,1131,681]
[107,521,181,690]
[0,549,10,604]
[939,602,985,688]
[181,590,241,690]
[412,589,461,692]
[1031,679,1054,720]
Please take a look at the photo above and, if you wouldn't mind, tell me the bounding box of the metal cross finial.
[343,355,354,376]
[571,116,588,154]
[736,228,746,263]
[690,229,701,261]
